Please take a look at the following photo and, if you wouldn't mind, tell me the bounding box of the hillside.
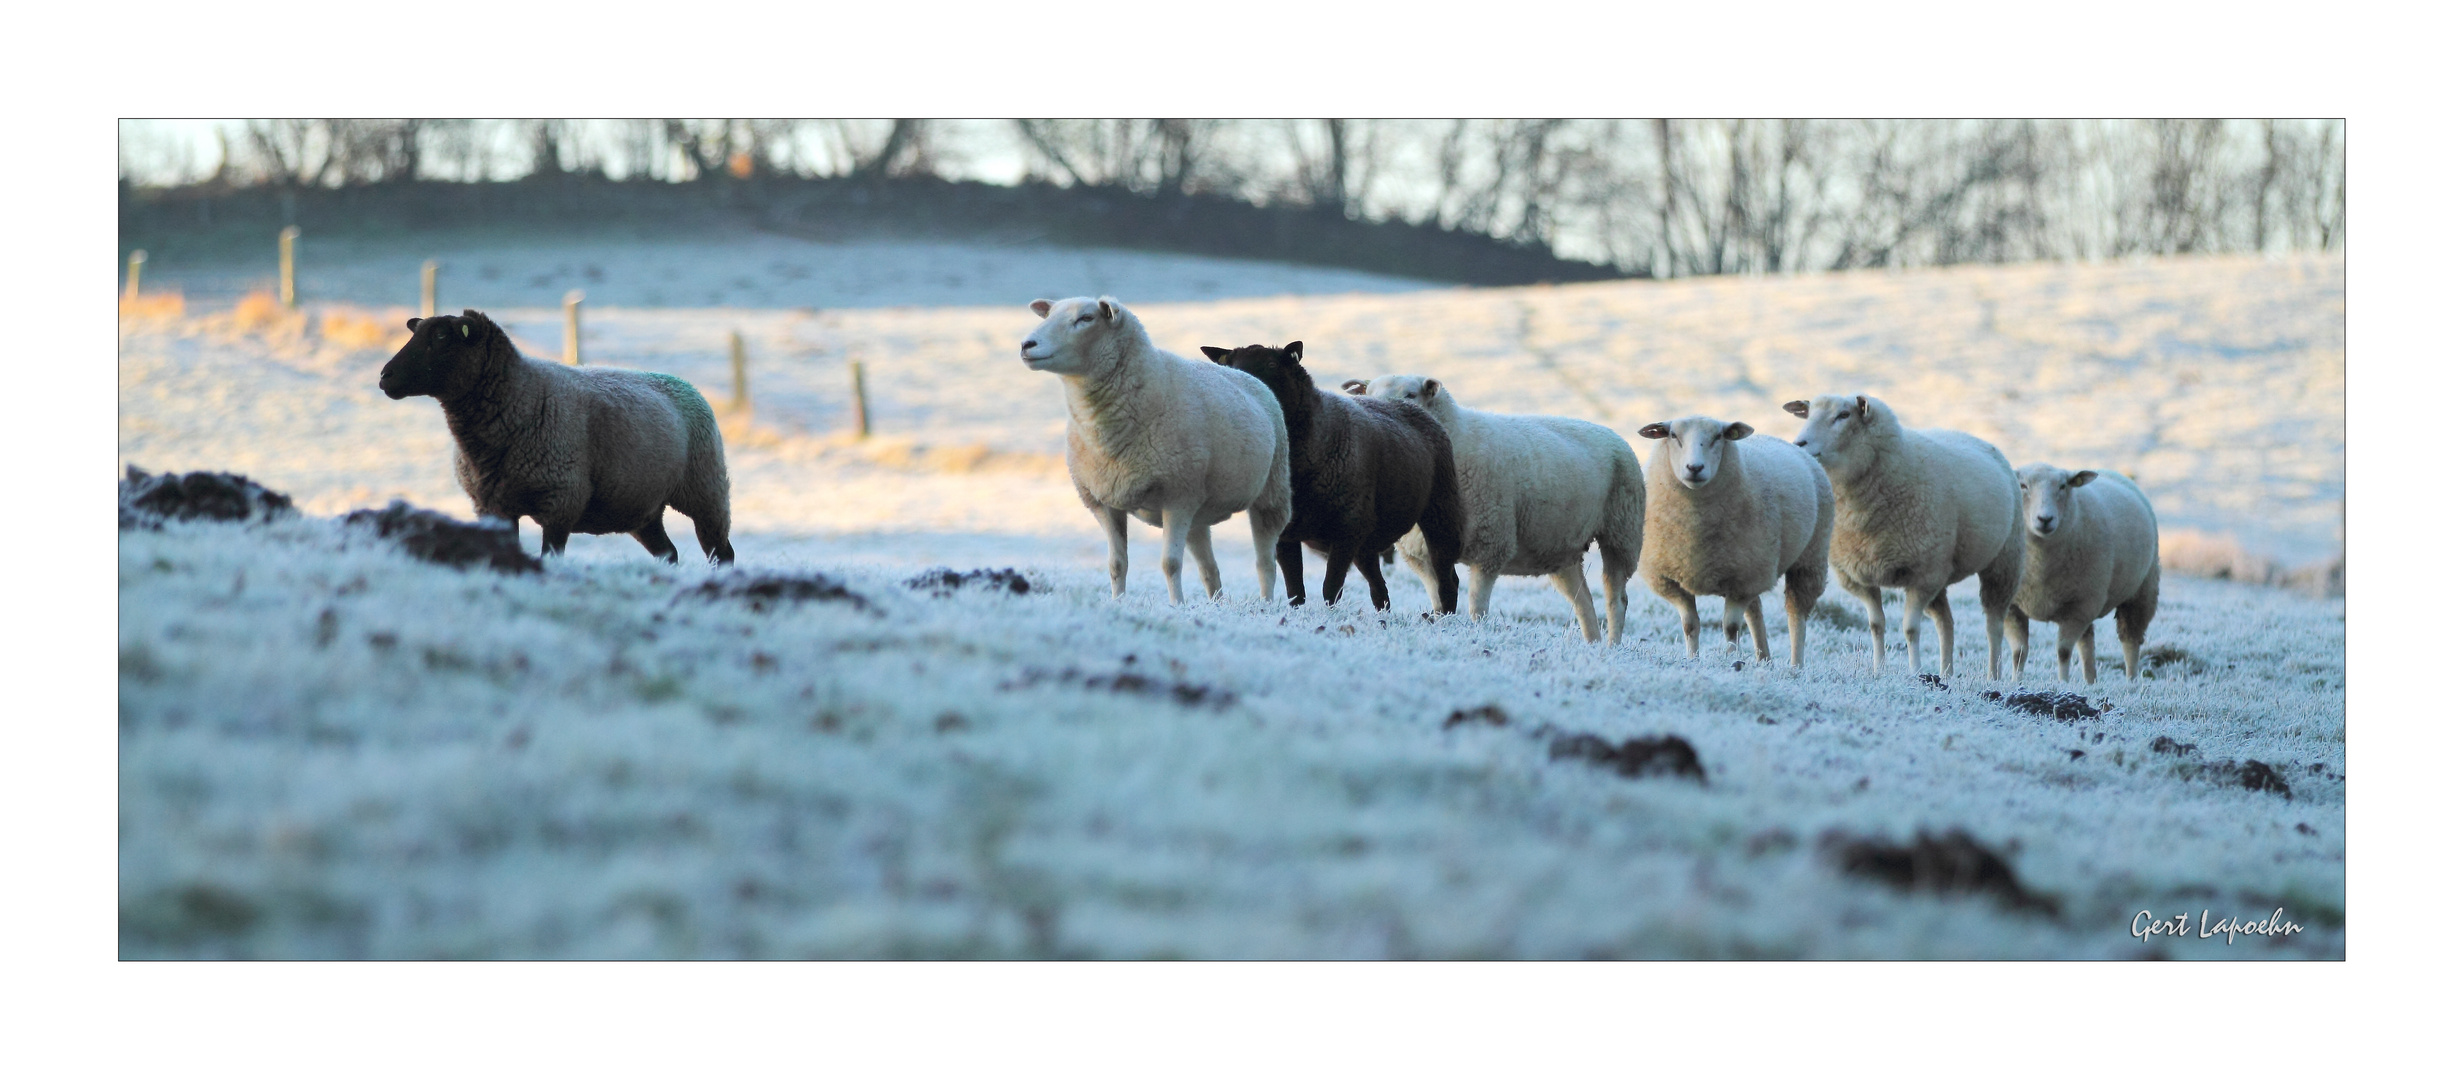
[116,249,2345,958]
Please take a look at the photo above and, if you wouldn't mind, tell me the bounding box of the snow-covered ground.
[121,249,2343,571]
[117,249,2344,958]
[117,517,2344,959]
[127,228,1441,310]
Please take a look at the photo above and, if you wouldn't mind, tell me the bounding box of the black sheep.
[379,310,734,564]
[1200,342,1462,612]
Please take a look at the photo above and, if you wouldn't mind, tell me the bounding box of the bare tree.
[154,118,2345,272]
[1285,119,1384,214]
[1015,120,1225,196]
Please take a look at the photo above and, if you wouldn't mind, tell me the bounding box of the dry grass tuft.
[231,291,299,335]
[119,291,186,321]
[2160,529,2343,598]
[319,310,403,351]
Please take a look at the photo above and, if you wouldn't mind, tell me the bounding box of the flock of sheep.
[377,295,2164,684]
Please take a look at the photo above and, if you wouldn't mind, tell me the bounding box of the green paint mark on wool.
[647,372,717,428]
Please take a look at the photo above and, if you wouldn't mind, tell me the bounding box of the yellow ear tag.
[460,324,471,338]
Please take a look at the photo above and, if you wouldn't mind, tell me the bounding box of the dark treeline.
[120,119,2344,280]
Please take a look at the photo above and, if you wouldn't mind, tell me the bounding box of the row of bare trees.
[122,119,2344,273]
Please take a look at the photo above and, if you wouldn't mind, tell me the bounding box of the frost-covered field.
[117,249,2344,958]
[119,516,2343,959]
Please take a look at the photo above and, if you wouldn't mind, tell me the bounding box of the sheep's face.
[1784,393,1876,473]
[380,313,494,401]
[1639,416,1752,490]
[2016,463,2099,538]
[1357,374,1447,413]
[1199,342,1309,407]
[1020,296,1124,375]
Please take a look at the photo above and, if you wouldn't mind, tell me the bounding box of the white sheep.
[1636,416,1834,667]
[1351,375,1644,644]
[1020,296,1292,604]
[1785,393,2025,678]
[2005,464,2162,683]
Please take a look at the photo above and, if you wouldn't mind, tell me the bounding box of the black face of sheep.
[1200,341,1312,413]
[381,311,504,402]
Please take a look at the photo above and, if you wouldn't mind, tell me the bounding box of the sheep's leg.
[2055,621,2087,681]
[1248,510,1282,602]
[1601,565,1632,647]
[1399,543,1449,616]
[1185,521,1224,600]
[630,517,681,564]
[1977,533,2023,681]
[1276,537,1308,607]
[1550,563,1603,643]
[1157,504,1197,605]
[1320,542,1360,607]
[1917,587,1956,677]
[1782,596,1806,669]
[1899,586,1934,675]
[1350,549,1392,611]
[1848,580,1888,674]
[1093,504,1131,598]
[1429,557,1460,616]
[689,514,735,565]
[1721,598,1745,651]
[2005,611,2032,678]
[1466,566,1500,620]
[540,523,572,558]
[674,487,734,565]
[1646,576,1699,657]
[2079,622,2099,685]
[1740,594,1771,662]
[2114,565,2160,680]
[1781,566,1822,669]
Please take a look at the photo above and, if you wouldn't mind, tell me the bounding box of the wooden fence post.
[563,290,584,365]
[728,331,749,412]
[124,250,146,302]
[849,359,871,438]
[278,227,299,308]
[420,260,438,318]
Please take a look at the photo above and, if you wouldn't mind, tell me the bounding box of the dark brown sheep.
[1200,342,1462,612]
[379,310,734,564]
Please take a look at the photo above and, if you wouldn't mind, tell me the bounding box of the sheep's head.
[1199,341,1310,408]
[1357,374,1449,414]
[381,310,505,401]
[1639,416,1753,490]
[1020,296,1129,375]
[2016,463,2099,539]
[1783,393,1887,473]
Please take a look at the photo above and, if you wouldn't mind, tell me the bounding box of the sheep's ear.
[1638,423,1671,440]
[1097,298,1119,323]
[1856,395,1870,418]
[1341,379,1368,395]
[405,317,421,331]
[1200,346,1231,363]
[1030,299,1053,318]
[1723,421,1754,440]
[1782,400,1809,418]
[1423,379,1442,401]
[2066,470,2099,488]
[1284,341,1304,363]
